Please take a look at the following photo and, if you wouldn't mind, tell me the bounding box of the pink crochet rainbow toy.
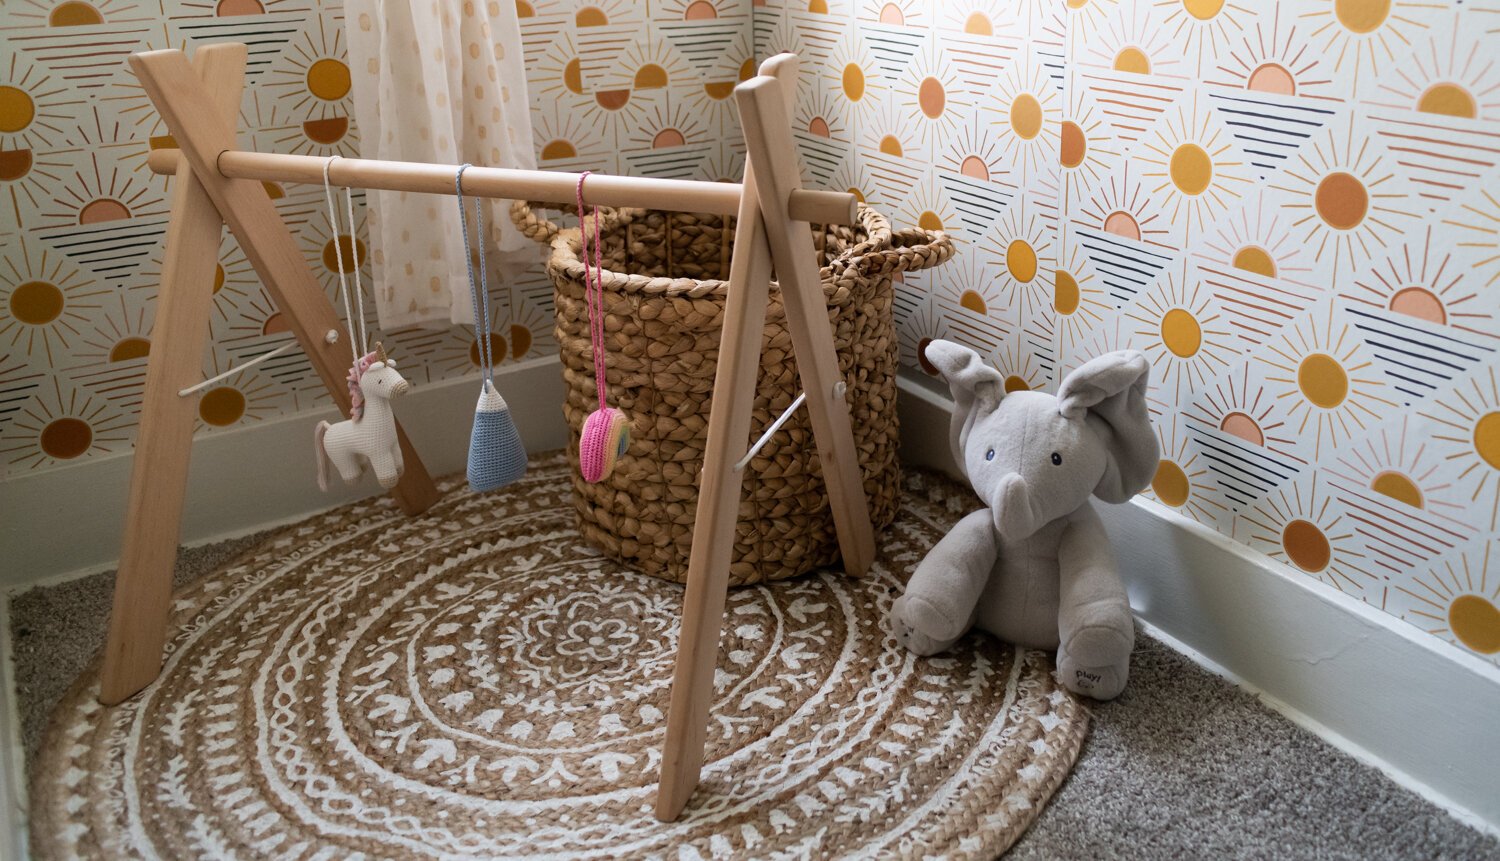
[575,173,629,484]
[579,406,629,483]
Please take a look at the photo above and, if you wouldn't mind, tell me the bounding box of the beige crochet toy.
[314,343,411,490]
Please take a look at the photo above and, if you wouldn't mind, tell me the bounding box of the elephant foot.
[1057,625,1132,700]
[891,593,965,656]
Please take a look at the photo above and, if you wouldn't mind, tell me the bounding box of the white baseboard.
[0,591,28,861]
[896,371,1500,834]
[0,356,570,589]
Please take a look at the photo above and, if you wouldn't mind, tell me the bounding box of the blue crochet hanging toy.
[456,164,528,492]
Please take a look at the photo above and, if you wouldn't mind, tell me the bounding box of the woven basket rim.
[544,204,897,298]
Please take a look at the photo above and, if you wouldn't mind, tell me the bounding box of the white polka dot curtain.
[345,0,535,329]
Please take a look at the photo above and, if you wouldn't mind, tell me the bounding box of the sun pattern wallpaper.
[761,0,1500,666]
[4,0,1500,665]
[0,0,754,469]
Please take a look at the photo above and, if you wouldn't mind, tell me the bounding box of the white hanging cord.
[734,391,807,472]
[178,344,296,397]
[321,155,365,365]
[341,177,368,353]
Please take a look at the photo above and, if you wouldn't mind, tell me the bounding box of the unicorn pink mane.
[346,350,379,421]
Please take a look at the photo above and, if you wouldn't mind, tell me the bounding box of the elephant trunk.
[991,473,1043,542]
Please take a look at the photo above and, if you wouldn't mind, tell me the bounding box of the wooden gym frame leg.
[100,45,244,706]
[100,46,441,705]
[655,55,877,821]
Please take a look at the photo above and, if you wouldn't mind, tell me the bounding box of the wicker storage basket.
[511,200,953,585]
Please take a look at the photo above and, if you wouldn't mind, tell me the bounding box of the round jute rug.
[31,452,1088,860]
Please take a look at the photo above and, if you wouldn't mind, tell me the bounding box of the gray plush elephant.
[892,339,1158,700]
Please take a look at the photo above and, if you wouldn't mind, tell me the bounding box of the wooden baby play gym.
[104,41,886,820]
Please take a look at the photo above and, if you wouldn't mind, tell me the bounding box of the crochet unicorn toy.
[315,343,410,491]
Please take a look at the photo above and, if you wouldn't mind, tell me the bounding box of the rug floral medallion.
[31,453,1088,859]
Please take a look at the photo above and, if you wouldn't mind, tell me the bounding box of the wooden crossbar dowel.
[144,149,858,226]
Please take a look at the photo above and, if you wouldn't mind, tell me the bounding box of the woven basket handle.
[837,227,955,276]
[509,199,623,245]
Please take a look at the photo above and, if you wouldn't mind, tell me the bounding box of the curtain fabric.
[346,0,535,329]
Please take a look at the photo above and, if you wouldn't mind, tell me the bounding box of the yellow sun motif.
[532,110,609,168]
[1073,163,1174,249]
[863,0,925,27]
[1062,0,1120,47]
[1342,225,1494,340]
[980,198,1054,319]
[264,17,355,150]
[934,114,1008,185]
[298,197,375,311]
[1136,94,1252,242]
[990,51,1062,184]
[626,103,707,152]
[0,379,131,470]
[1445,189,1500,290]
[1300,0,1430,90]
[826,31,884,126]
[830,158,877,208]
[533,35,591,107]
[1058,79,1118,209]
[1239,475,1378,596]
[992,334,1051,395]
[0,60,69,160]
[1395,541,1500,658]
[1329,415,1464,518]
[895,179,960,243]
[938,0,1008,37]
[1184,363,1306,466]
[7,0,146,26]
[1420,366,1500,530]
[797,89,851,146]
[861,103,923,206]
[1262,302,1395,460]
[40,148,162,229]
[1269,122,1417,287]
[191,356,282,430]
[1051,235,1110,353]
[1126,266,1233,401]
[1204,7,1336,99]
[1367,28,1500,120]
[74,293,151,369]
[0,242,107,367]
[889,44,969,155]
[933,253,1010,355]
[1146,416,1228,524]
[1080,2,1185,78]
[688,31,756,124]
[658,0,728,20]
[1153,0,1252,73]
[597,38,693,96]
[1199,190,1316,287]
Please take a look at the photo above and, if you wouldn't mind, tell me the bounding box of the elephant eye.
[1050,452,1062,466]
[985,448,995,461]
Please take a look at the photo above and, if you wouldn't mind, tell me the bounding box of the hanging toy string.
[321,155,374,419]
[455,164,494,388]
[577,172,607,412]
[574,172,629,484]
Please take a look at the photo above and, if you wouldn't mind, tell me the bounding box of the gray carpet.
[7,536,1499,860]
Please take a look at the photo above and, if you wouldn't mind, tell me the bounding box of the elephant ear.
[1057,350,1158,503]
[924,339,1005,477]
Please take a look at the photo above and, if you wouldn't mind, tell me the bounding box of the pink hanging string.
[576,172,608,411]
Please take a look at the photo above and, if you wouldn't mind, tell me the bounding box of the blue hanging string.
[455,164,492,387]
